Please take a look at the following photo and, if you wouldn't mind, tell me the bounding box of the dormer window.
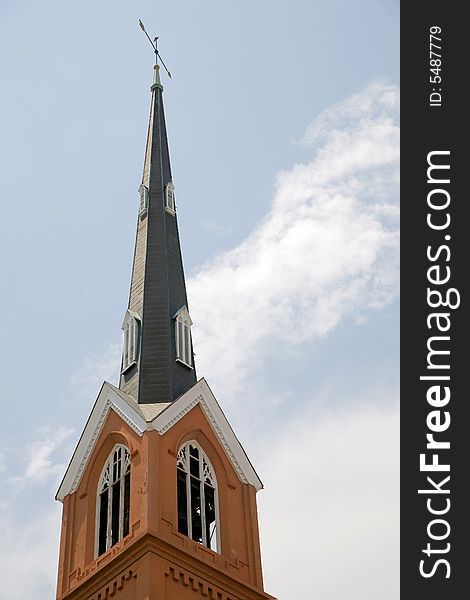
[177,441,219,552]
[122,310,140,372]
[174,306,193,367]
[165,182,176,214]
[139,184,148,216]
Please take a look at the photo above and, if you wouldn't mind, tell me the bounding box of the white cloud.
[189,82,399,399]
[202,220,232,236]
[186,84,400,598]
[257,396,399,600]
[0,428,73,599]
[0,342,122,599]
[302,82,399,147]
[0,504,61,600]
[70,341,121,400]
[6,426,74,489]
[24,427,74,484]
[0,83,399,600]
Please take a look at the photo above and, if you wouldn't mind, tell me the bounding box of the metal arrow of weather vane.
[139,20,172,78]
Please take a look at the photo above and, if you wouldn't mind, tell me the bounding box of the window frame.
[165,182,176,214]
[95,444,131,558]
[174,306,193,368]
[122,311,140,373]
[176,440,220,553]
[139,184,149,216]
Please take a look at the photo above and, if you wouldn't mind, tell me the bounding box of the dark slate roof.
[119,65,197,404]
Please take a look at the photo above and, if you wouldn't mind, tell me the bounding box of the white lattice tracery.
[96,445,131,557]
[177,445,187,471]
[202,456,215,487]
[176,441,219,552]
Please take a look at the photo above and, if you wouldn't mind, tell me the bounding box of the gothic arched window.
[96,445,131,557]
[177,441,219,552]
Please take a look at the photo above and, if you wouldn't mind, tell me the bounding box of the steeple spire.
[119,42,196,404]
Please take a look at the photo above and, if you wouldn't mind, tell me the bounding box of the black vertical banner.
[401,3,469,598]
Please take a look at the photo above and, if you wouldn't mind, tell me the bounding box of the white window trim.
[94,444,131,558]
[174,306,193,368]
[122,311,140,373]
[138,184,149,217]
[165,182,176,215]
[177,440,220,553]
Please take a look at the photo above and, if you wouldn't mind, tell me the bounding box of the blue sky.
[0,1,399,598]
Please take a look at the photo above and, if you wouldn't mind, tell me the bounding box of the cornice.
[157,395,200,435]
[59,532,275,600]
[56,383,147,502]
[199,394,249,485]
[57,378,263,502]
[152,379,262,491]
[85,567,136,600]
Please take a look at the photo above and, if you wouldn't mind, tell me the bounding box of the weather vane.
[139,20,172,78]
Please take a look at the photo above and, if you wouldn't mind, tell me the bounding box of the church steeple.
[119,53,196,404]
[55,36,274,600]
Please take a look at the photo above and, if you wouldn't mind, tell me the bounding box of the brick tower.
[55,48,275,600]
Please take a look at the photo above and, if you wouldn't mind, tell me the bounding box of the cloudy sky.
[0,1,399,598]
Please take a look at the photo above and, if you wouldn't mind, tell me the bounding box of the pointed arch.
[95,444,131,557]
[174,306,193,368]
[173,428,232,489]
[81,429,135,496]
[176,440,220,553]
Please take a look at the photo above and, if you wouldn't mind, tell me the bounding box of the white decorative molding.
[69,398,112,495]
[56,383,147,502]
[199,395,249,485]
[112,395,146,436]
[57,378,263,502]
[152,379,262,491]
[157,396,200,435]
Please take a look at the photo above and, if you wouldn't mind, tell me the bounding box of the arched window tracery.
[96,445,131,557]
[176,441,219,552]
